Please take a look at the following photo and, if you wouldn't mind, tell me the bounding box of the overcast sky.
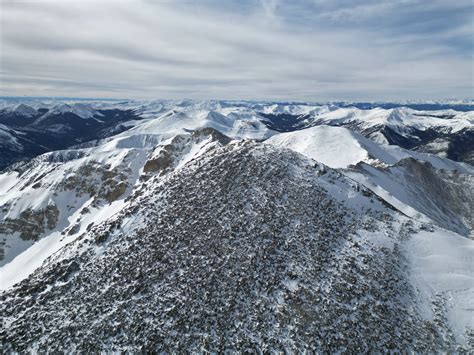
[0,0,472,100]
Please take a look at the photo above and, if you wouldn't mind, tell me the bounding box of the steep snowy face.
[0,125,22,150]
[346,159,474,237]
[1,141,471,352]
[0,150,139,270]
[0,125,25,172]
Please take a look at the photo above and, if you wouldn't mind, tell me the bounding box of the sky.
[0,0,472,101]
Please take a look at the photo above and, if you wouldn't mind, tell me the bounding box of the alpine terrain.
[0,99,473,352]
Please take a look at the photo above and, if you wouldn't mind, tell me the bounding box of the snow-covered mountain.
[0,99,472,352]
[267,126,473,236]
[266,124,472,170]
[1,99,473,168]
[260,105,474,164]
[0,102,145,169]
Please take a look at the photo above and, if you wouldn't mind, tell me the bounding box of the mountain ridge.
[0,99,472,352]
[2,140,471,352]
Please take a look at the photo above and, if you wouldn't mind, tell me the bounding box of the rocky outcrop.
[59,163,130,204]
[142,127,230,175]
[397,158,474,235]
[0,204,59,242]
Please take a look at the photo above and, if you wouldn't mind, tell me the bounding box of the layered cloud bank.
[1,0,472,100]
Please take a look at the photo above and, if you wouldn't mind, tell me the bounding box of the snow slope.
[267,125,368,168]
[267,125,473,172]
[345,161,474,236]
[0,125,22,150]
[406,228,474,346]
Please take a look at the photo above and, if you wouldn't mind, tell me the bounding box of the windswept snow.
[267,125,369,168]
[267,125,473,173]
[406,228,474,347]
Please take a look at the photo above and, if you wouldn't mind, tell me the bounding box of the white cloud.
[0,0,471,100]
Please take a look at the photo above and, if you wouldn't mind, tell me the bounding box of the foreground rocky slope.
[1,141,472,352]
[0,127,229,276]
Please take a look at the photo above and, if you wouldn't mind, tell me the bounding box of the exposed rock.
[104,181,128,203]
[143,151,172,173]
[0,204,59,243]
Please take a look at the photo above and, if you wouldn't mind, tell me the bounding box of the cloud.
[259,0,279,20]
[0,0,472,100]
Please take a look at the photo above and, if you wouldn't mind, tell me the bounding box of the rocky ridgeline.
[0,141,466,352]
[142,127,231,176]
[0,128,232,265]
[349,156,474,237]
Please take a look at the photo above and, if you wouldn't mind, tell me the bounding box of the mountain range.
[0,99,472,352]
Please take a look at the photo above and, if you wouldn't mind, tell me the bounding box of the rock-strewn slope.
[1,141,469,352]
[0,127,228,270]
